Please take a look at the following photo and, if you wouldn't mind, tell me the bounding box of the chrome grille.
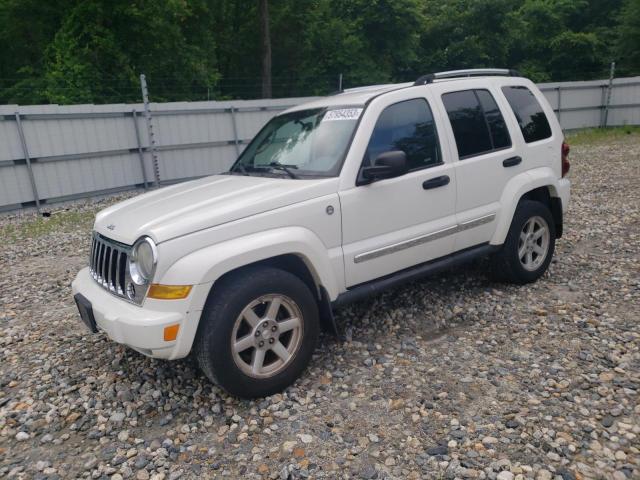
[89,233,131,298]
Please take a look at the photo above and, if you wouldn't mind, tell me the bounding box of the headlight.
[129,236,157,285]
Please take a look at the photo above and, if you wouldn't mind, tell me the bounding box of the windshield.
[229,107,363,178]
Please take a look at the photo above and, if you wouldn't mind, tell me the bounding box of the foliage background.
[0,0,638,105]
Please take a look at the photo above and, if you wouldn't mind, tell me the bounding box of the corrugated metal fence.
[538,76,640,130]
[0,97,316,212]
[1,76,639,212]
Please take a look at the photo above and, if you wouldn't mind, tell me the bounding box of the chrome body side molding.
[354,225,457,264]
[354,213,496,264]
[457,213,496,232]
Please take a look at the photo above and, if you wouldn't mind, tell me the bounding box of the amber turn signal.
[148,284,192,300]
[163,324,180,341]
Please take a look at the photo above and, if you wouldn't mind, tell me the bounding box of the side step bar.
[332,243,500,308]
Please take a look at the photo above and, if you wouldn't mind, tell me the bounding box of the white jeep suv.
[72,69,571,398]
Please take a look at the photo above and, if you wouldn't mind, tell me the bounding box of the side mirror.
[360,150,408,184]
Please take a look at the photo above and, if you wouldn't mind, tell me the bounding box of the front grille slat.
[93,238,98,273]
[108,248,115,289]
[102,246,109,286]
[89,237,94,273]
[97,243,105,281]
[114,250,121,294]
[110,249,118,291]
[118,253,127,294]
[88,233,133,301]
[90,237,97,273]
[92,238,97,274]
[105,247,111,287]
[94,240,100,274]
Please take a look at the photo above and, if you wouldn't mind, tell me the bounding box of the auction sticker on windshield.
[323,108,363,121]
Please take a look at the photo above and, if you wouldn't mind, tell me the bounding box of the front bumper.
[71,267,205,359]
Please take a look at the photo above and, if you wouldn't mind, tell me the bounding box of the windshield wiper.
[246,163,300,179]
[268,162,299,179]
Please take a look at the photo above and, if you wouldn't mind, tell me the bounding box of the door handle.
[503,156,522,167]
[422,175,450,190]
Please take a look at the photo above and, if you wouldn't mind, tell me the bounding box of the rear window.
[476,90,511,150]
[501,86,552,143]
[442,89,511,159]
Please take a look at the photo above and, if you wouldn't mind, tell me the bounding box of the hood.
[94,175,338,244]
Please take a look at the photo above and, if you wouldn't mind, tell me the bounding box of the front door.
[340,95,457,287]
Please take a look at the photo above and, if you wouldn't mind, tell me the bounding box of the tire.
[492,200,556,284]
[194,266,319,398]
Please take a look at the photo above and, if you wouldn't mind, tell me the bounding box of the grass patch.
[0,209,97,242]
[566,126,640,145]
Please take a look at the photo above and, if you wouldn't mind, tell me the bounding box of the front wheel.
[492,200,556,284]
[194,266,319,398]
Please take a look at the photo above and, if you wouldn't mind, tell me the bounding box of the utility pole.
[259,0,272,98]
[140,74,161,186]
[602,61,615,128]
[14,112,41,213]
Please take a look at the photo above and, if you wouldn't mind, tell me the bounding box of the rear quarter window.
[501,86,552,143]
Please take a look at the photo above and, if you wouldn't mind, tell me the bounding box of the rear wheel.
[492,200,556,284]
[194,266,319,398]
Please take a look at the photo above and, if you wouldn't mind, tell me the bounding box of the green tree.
[548,31,605,81]
[615,0,640,75]
[298,0,426,90]
[418,0,520,75]
[509,0,612,81]
[0,0,636,105]
[0,0,73,104]
[43,0,219,104]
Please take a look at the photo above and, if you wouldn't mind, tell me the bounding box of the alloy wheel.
[230,294,304,378]
[518,215,550,272]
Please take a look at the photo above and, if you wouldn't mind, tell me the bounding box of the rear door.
[434,84,521,251]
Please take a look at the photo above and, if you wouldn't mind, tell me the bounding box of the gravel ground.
[1,133,639,480]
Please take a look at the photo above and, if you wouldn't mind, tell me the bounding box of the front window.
[230,107,363,178]
[364,98,441,171]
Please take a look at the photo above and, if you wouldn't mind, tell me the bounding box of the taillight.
[561,141,570,177]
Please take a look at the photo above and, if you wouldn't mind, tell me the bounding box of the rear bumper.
[71,267,206,360]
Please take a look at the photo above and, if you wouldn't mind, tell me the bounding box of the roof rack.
[414,68,521,86]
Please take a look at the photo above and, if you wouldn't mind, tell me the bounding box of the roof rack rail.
[341,83,401,94]
[414,68,521,86]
